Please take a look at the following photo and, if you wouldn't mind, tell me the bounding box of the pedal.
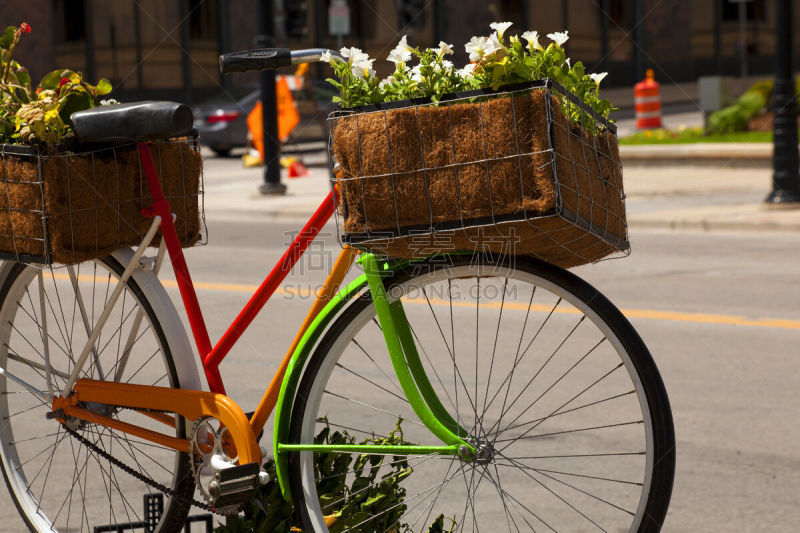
[207,462,260,510]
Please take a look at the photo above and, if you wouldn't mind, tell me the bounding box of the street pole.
[765,0,800,205]
[257,0,287,196]
[633,0,644,83]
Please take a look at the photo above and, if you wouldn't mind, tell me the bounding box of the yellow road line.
[48,273,800,331]
[161,279,800,331]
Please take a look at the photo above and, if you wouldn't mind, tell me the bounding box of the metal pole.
[434,0,447,44]
[219,0,231,90]
[600,0,609,72]
[179,0,192,105]
[738,0,748,77]
[633,0,644,82]
[84,0,96,83]
[765,0,800,205]
[714,0,723,75]
[258,0,286,196]
[133,0,143,90]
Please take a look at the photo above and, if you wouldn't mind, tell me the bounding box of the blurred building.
[0,0,796,103]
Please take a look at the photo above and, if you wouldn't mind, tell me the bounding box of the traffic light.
[284,0,308,39]
[397,0,426,31]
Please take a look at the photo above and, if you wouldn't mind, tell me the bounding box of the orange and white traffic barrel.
[634,68,662,129]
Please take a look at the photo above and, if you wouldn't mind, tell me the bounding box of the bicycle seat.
[71,101,193,143]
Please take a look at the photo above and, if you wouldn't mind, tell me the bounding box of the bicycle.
[0,48,675,532]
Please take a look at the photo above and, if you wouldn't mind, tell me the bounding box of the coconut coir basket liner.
[330,82,627,268]
[0,140,202,265]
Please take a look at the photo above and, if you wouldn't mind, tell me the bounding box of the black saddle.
[70,101,193,143]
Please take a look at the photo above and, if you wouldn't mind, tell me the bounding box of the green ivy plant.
[217,419,453,533]
[321,22,614,130]
[0,23,114,148]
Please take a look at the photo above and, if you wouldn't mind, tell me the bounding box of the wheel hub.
[460,440,495,465]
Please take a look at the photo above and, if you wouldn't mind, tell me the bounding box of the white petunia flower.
[521,30,542,50]
[547,31,569,47]
[459,62,477,78]
[379,78,391,89]
[465,36,486,61]
[351,57,376,79]
[590,72,608,87]
[485,32,503,55]
[490,21,513,40]
[388,35,413,64]
[437,41,455,57]
[341,46,369,65]
[320,50,333,63]
[410,64,422,82]
[434,59,455,72]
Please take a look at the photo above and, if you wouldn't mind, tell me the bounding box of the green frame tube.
[273,254,474,501]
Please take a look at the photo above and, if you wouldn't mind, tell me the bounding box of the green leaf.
[0,27,16,49]
[58,91,92,126]
[39,69,65,90]
[95,78,113,96]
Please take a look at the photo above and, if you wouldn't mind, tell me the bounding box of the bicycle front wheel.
[0,255,196,532]
[288,255,674,533]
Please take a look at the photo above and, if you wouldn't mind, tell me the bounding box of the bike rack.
[93,494,213,533]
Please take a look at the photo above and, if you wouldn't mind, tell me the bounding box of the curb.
[620,143,775,167]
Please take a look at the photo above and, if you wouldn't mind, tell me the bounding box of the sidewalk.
[201,148,800,232]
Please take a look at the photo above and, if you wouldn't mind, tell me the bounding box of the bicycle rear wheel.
[288,255,675,533]
[0,254,196,532]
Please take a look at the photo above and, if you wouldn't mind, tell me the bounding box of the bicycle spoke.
[496,363,627,455]
[503,455,605,531]
[350,336,405,398]
[323,389,423,426]
[334,362,409,404]
[493,462,642,488]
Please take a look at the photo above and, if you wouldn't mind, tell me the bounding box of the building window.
[397,0,426,32]
[496,0,525,26]
[607,0,632,28]
[722,0,766,21]
[54,0,87,42]
[189,0,220,40]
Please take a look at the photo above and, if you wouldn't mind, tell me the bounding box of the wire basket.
[0,138,205,266]
[328,79,628,268]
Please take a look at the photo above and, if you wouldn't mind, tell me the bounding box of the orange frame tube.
[53,247,358,466]
[58,379,262,466]
[249,246,359,434]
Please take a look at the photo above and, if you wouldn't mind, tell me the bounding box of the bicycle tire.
[288,254,675,533]
[0,255,195,533]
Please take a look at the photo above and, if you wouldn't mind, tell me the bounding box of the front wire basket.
[0,137,206,267]
[328,79,629,269]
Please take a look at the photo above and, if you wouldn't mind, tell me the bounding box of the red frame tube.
[138,142,336,394]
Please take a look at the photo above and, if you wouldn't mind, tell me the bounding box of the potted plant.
[325,23,626,268]
[0,23,202,264]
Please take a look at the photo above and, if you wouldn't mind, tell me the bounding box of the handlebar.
[219,48,344,74]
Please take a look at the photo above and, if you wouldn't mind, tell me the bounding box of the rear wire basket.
[0,137,205,266]
[328,79,629,268]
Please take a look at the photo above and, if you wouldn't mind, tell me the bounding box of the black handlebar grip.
[219,48,292,74]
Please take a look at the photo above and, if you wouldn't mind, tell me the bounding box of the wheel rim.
[0,260,187,532]
[294,262,657,533]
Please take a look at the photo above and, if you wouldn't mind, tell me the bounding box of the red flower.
[59,77,69,89]
[19,22,31,34]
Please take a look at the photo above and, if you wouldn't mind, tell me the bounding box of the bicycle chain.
[62,424,223,516]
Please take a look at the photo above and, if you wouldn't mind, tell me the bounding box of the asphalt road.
[177,219,800,532]
[1,217,798,532]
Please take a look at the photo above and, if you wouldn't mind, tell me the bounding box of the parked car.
[193,81,338,157]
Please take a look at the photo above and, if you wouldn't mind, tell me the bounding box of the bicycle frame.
[56,141,473,501]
